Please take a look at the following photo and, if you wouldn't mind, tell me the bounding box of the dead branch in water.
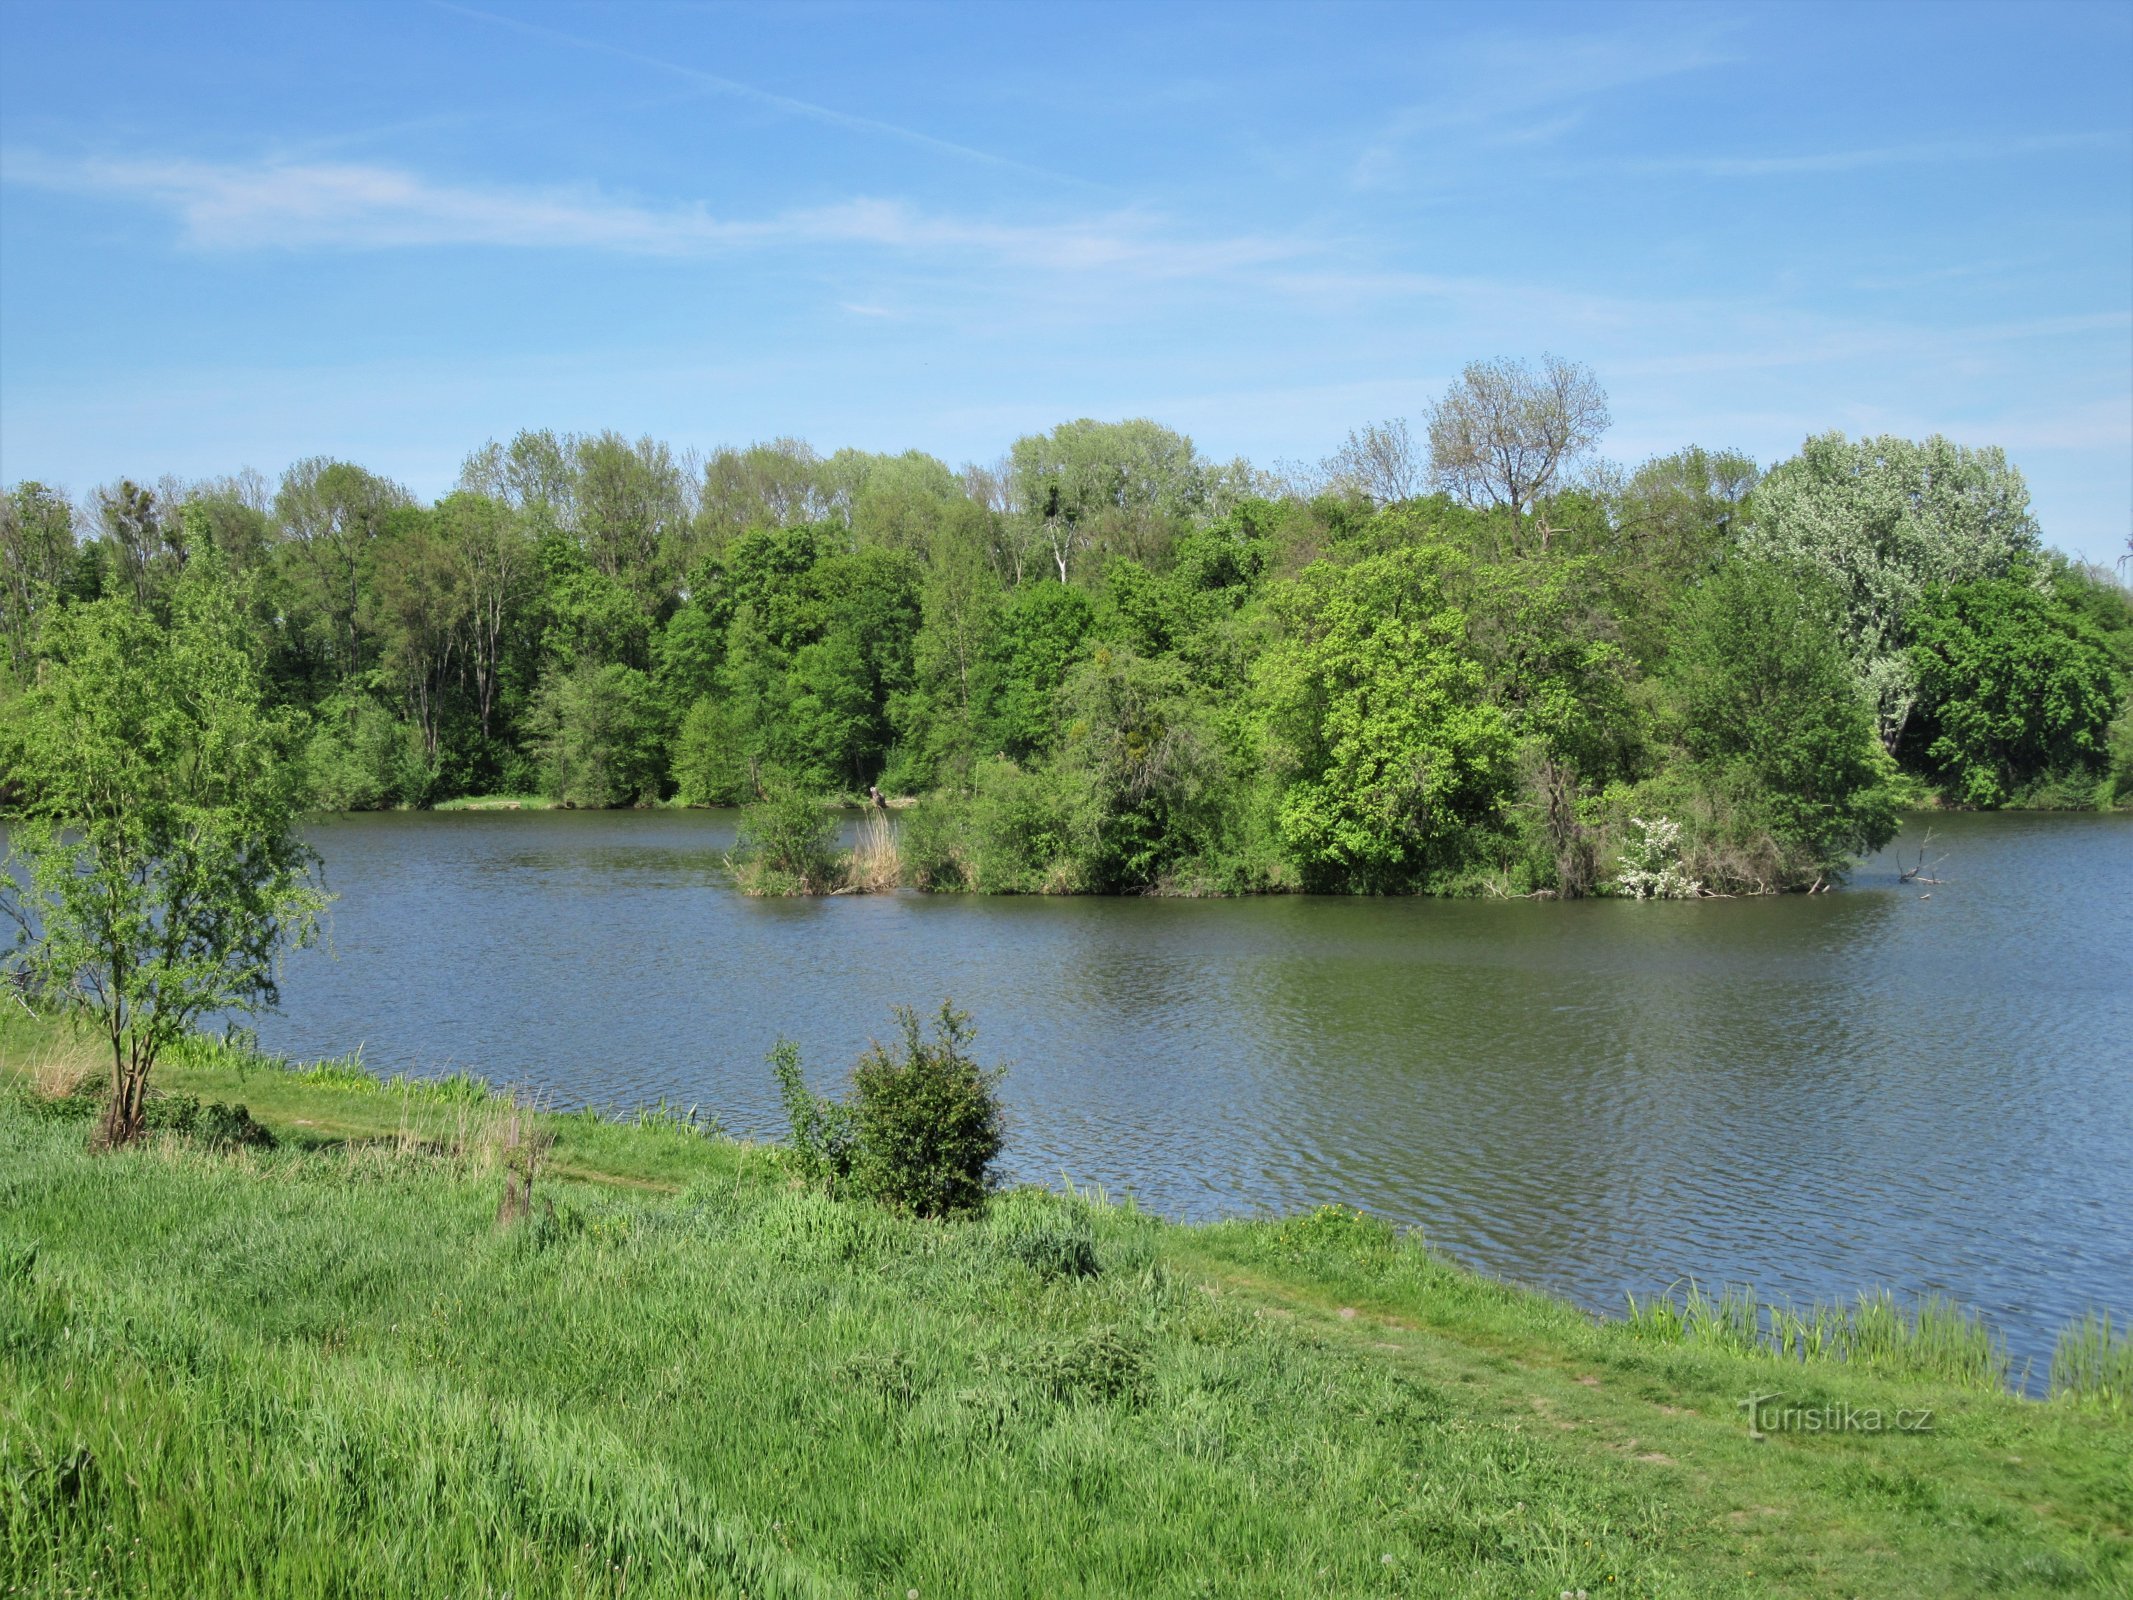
[1898,829,1948,886]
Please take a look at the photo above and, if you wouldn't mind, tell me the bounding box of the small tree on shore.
[1,545,327,1148]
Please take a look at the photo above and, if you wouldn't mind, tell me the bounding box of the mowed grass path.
[2,1020,2127,1598]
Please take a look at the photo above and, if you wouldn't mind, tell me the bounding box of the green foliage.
[532,660,662,807]
[0,551,328,1146]
[305,690,434,810]
[1257,546,1516,891]
[770,1038,857,1190]
[729,784,841,895]
[847,1002,1005,1217]
[1661,561,1899,888]
[1053,645,1224,889]
[669,694,754,807]
[8,410,2108,898]
[770,1002,1005,1218]
[1906,572,2126,807]
[957,757,1088,893]
[896,797,972,891]
[1743,431,2041,746]
[971,581,1094,761]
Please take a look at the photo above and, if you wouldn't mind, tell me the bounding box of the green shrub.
[730,784,842,895]
[143,1094,277,1151]
[848,1003,1005,1218]
[898,798,971,891]
[770,1039,856,1190]
[770,1003,1005,1218]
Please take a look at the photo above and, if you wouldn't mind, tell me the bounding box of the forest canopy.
[5,359,2130,898]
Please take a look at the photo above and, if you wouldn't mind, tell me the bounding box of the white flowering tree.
[1741,432,2040,749]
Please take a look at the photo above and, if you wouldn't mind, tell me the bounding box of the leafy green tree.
[1008,418,1207,580]
[1464,554,1642,893]
[1742,432,2040,748]
[94,479,184,611]
[305,690,432,810]
[697,437,827,543]
[274,458,412,682]
[1,551,326,1148]
[1053,646,1223,888]
[0,481,77,672]
[1604,446,1758,663]
[1664,561,1899,886]
[893,504,1006,788]
[787,629,878,788]
[970,582,1094,761]
[573,430,687,608]
[1257,546,1515,891]
[369,506,467,767]
[1906,573,2126,807]
[534,529,650,674]
[434,491,536,745]
[532,660,662,807]
[671,694,755,806]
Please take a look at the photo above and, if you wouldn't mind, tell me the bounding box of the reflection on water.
[260,808,2133,1366]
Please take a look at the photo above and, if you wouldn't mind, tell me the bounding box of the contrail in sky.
[431,1,1099,190]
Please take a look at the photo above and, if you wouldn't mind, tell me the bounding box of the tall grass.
[1626,1279,2014,1390]
[844,808,903,894]
[2,1085,2128,1595]
[2050,1310,2132,1406]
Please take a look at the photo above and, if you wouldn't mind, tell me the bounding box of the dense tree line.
[5,359,2130,895]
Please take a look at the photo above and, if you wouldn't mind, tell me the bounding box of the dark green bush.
[848,1003,1005,1218]
[770,1002,1005,1218]
[145,1094,278,1151]
[897,799,970,891]
[730,784,842,895]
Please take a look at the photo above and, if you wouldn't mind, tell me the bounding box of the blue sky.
[1,0,2128,562]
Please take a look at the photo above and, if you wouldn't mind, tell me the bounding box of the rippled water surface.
[257,809,2133,1365]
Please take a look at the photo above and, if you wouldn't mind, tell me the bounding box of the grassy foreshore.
[2,1015,2127,1598]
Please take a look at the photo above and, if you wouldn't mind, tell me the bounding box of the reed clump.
[1626,1279,2014,1390]
[2050,1310,2131,1407]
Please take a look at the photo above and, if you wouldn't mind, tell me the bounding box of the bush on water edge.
[3,1013,2130,1597]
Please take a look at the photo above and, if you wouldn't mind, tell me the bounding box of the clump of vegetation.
[1613,814,1702,899]
[2050,1310,2131,1407]
[1626,1280,2014,1391]
[727,783,842,894]
[773,1001,1005,1217]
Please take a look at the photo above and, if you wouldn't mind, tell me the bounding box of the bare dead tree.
[1322,417,1425,506]
[1897,829,1948,886]
[1426,355,1610,551]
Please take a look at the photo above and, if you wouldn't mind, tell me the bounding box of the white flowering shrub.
[1614,815,1703,900]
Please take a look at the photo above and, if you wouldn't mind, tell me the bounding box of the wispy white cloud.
[0,150,1299,279]
[1351,24,1740,188]
[1636,131,2124,177]
[430,0,1094,190]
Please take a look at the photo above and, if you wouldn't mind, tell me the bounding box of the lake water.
[256,808,2133,1369]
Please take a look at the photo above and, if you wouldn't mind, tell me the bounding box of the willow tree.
[1,542,326,1148]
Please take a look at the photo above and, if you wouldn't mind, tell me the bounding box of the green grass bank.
[2,1015,2128,1598]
